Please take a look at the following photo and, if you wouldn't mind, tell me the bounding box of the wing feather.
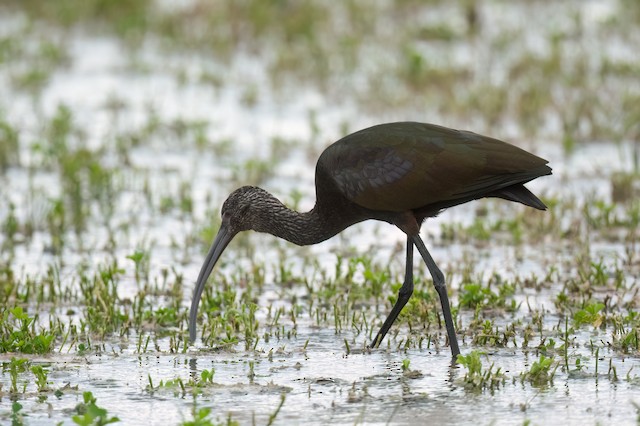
[317,122,551,212]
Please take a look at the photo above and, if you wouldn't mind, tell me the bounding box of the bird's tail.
[490,184,547,210]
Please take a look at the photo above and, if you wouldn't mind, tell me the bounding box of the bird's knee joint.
[432,272,446,289]
[398,286,413,298]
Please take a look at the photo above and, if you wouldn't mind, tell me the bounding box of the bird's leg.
[370,237,414,348]
[411,235,460,358]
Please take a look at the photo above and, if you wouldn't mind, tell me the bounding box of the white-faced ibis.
[189,122,552,357]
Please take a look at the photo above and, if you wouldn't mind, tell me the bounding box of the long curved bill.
[189,224,234,342]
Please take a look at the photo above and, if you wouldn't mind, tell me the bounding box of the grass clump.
[520,355,557,387]
[457,350,505,391]
[72,391,120,426]
[0,306,55,354]
[2,357,30,394]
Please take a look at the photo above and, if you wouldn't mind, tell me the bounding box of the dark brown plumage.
[189,122,552,357]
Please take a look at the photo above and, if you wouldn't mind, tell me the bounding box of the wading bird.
[189,122,552,357]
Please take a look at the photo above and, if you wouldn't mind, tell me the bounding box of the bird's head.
[188,186,274,342]
[219,186,273,234]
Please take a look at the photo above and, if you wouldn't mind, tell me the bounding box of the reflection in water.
[189,357,198,378]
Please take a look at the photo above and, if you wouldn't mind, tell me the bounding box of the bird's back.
[317,122,551,213]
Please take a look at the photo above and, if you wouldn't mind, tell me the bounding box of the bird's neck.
[254,200,355,246]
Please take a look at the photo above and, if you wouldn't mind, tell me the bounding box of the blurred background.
[1,0,638,255]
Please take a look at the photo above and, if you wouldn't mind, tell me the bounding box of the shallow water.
[4,321,638,425]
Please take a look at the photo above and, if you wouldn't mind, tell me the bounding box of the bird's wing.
[321,122,550,212]
[330,147,414,200]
